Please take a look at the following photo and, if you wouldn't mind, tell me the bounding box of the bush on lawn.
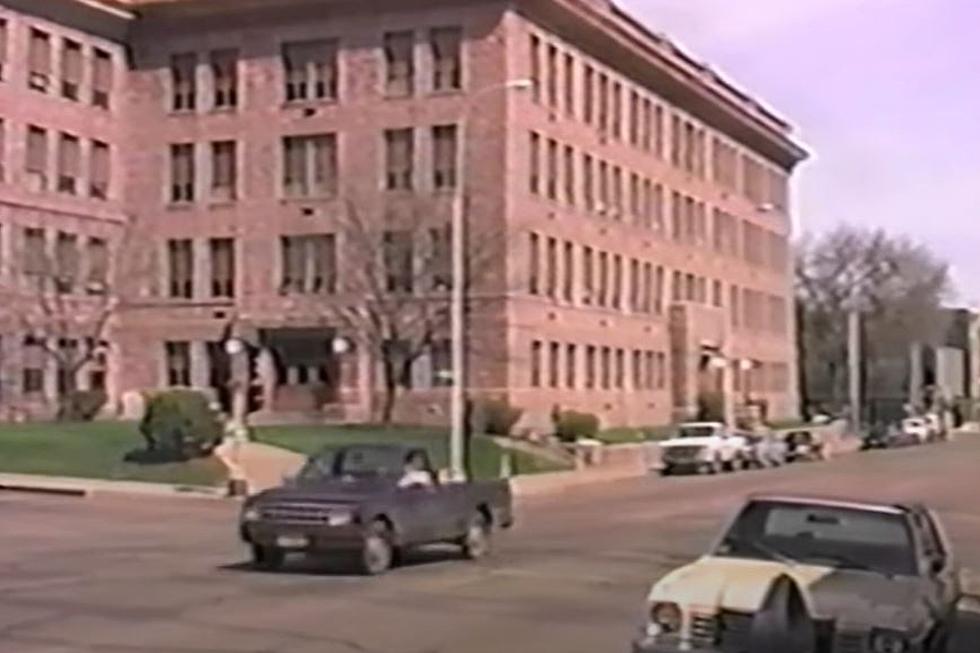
[471,397,524,436]
[137,390,222,462]
[58,389,107,422]
[554,410,600,443]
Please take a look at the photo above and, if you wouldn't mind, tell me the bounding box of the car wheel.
[460,511,492,560]
[251,545,284,571]
[659,466,673,477]
[360,519,395,576]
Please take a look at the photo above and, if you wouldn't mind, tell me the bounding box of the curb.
[0,473,228,501]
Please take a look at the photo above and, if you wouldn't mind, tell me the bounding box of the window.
[86,237,109,294]
[611,254,622,309]
[55,232,79,293]
[528,232,540,295]
[26,126,48,191]
[0,18,7,81]
[282,133,337,197]
[167,239,194,299]
[562,241,574,302]
[656,352,667,389]
[598,161,609,213]
[57,134,80,195]
[384,31,414,97]
[428,224,452,290]
[211,141,237,200]
[585,345,596,389]
[23,228,47,278]
[654,105,664,158]
[600,346,611,389]
[283,39,338,102]
[670,114,682,167]
[170,53,197,111]
[165,342,191,387]
[566,344,577,388]
[530,340,542,387]
[548,341,560,388]
[611,166,623,217]
[563,145,575,205]
[597,251,608,307]
[640,98,652,151]
[529,132,540,195]
[654,266,664,314]
[731,285,741,328]
[210,49,238,109]
[90,141,110,199]
[629,259,640,311]
[611,82,622,139]
[530,35,541,103]
[582,246,594,305]
[633,350,643,389]
[671,270,683,302]
[383,230,414,293]
[546,44,558,108]
[629,91,639,146]
[169,143,195,203]
[430,27,462,92]
[615,349,624,389]
[563,53,575,116]
[583,65,595,124]
[432,124,458,190]
[670,191,682,241]
[546,237,557,299]
[597,73,609,134]
[209,238,235,298]
[61,39,82,100]
[28,29,51,92]
[713,280,723,308]
[630,173,640,221]
[92,49,112,109]
[0,118,5,182]
[546,139,558,200]
[384,128,414,190]
[428,339,451,387]
[280,234,337,294]
[582,153,594,210]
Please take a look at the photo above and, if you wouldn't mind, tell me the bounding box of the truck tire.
[460,511,492,560]
[709,457,724,475]
[360,519,395,576]
[251,545,284,571]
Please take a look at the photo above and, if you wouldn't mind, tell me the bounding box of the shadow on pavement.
[950,608,980,653]
[220,544,467,577]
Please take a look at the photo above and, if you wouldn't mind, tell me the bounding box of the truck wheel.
[360,519,395,576]
[251,545,284,571]
[709,457,724,475]
[460,512,492,560]
[659,466,673,477]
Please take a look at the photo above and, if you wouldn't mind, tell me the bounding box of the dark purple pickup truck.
[239,444,513,575]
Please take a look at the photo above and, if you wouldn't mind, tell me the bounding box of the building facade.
[0,0,806,430]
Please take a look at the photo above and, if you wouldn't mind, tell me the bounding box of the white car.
[658,422,748,476]
[632,494,960,653]
[902,418,931,444]
[924,413,946,442]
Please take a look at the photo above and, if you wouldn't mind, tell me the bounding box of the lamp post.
[448,78,533,482]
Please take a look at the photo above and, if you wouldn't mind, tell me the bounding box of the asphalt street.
[3,436,980,653]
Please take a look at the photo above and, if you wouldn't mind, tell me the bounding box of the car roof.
[746,493,910,516]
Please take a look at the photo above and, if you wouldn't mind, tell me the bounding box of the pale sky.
[618,0,980,305]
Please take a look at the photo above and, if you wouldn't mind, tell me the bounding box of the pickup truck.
[658,422,748,476]
[239,444,513,575]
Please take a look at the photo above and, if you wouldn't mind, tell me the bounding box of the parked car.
[658,422,748,476]
[632,494,960,653]
[741,430,788,468]
[903,417,932,444]
[784,429,828,462]
[863,423,920,450]
[239,444,513,575]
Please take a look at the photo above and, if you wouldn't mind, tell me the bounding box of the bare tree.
[796,225,952,413]
[324,201,505,424]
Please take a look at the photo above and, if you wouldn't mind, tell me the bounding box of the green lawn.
[596,425,677,445]
[254,424,570,479]
[0,422,227,487]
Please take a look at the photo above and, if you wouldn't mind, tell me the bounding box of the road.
[2,436,980,653]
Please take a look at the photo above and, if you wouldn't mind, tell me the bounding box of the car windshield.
[679,425,718,438]
[297,446,409,481]
[715,500,917,576]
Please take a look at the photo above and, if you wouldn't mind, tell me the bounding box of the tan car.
[632,495,960,653]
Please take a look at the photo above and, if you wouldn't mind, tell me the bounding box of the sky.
[618,0,980,305]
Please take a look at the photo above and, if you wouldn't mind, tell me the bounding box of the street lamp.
[449,78,533,482]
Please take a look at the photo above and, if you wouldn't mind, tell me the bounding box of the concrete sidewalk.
[215,440,306,494]
[0,472,225,499]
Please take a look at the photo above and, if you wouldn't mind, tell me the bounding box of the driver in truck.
[398,450,434,489]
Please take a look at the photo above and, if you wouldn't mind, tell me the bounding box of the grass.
[0,421,227,487]
[595,424,678,445]
[254,424,570,479]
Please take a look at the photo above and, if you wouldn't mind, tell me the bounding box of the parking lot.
[2,436,979,653]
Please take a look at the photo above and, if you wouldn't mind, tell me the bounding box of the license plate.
[276,535,309,549]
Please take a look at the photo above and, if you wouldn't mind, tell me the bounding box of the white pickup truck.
[658,422,748,476]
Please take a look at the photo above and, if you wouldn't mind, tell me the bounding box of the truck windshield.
[678,426,717,438]
[715,500,917,577]
[298,446,409,480]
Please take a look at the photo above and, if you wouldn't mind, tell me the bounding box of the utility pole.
[847,284,862,431]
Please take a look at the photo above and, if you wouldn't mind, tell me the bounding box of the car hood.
[660,437,717,448]
[253,477,395,505]
[648,556,931,632]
